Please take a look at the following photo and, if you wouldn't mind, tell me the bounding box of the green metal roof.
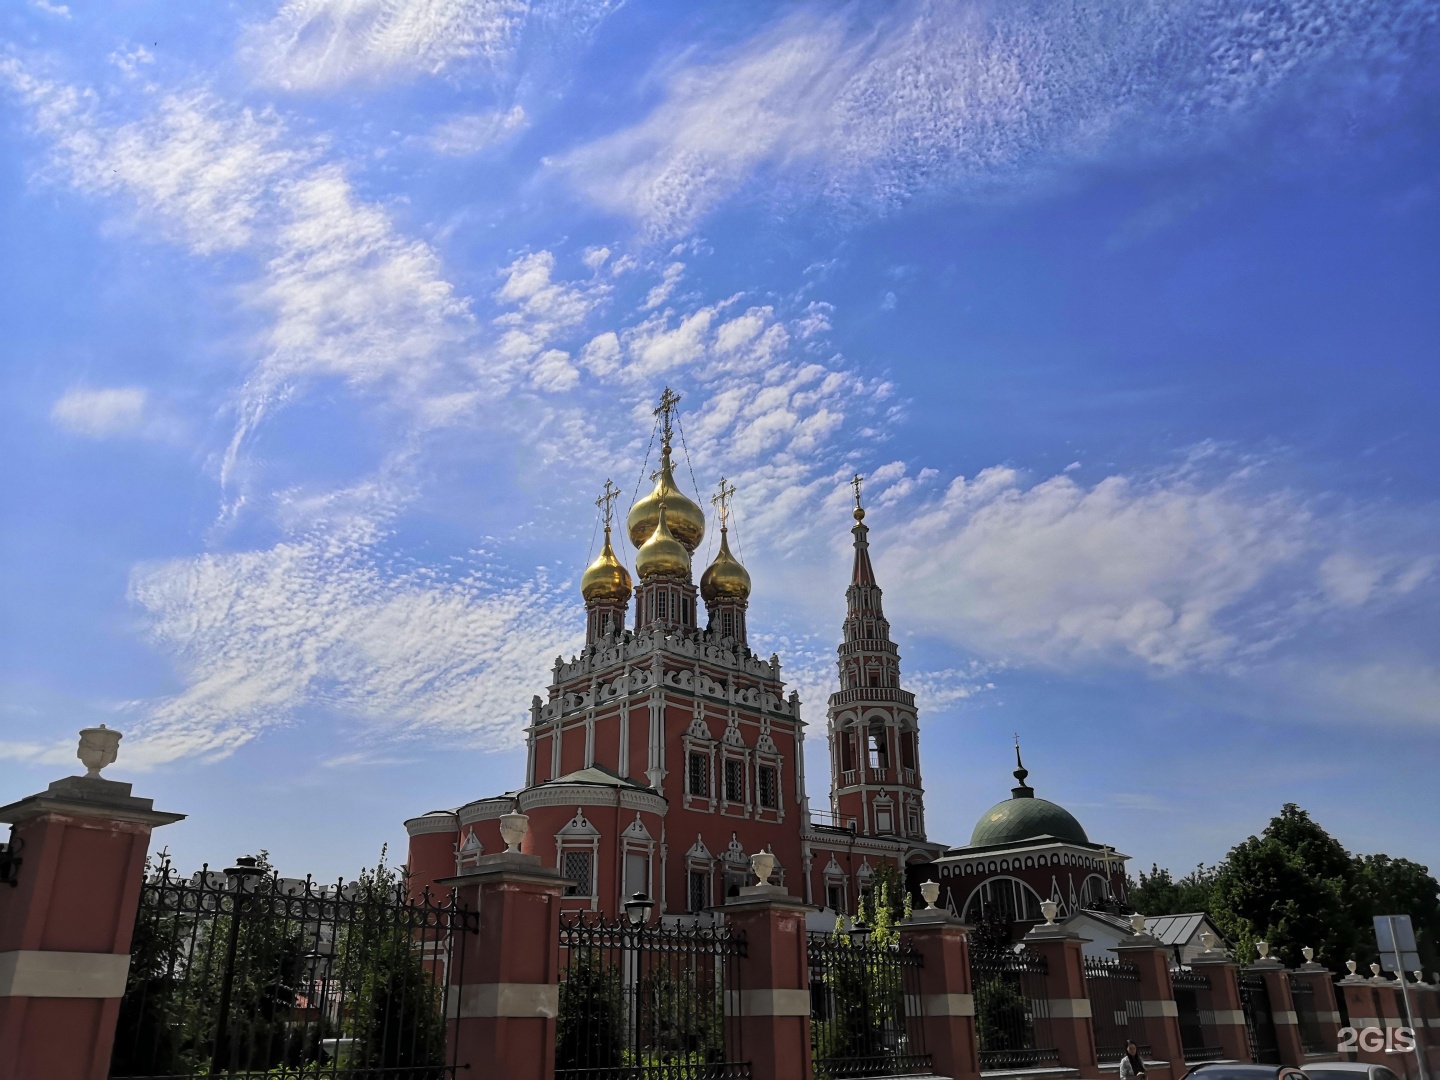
[969,794,1089,847]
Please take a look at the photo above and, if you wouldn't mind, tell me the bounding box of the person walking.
[1119,1040,1147,1080]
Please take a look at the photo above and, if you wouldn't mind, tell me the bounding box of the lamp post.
[213,856,267,1074]
[625,891,655,926]
[848,916,873,944]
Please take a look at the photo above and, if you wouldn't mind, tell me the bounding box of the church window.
[562,850,593,897]
[826,882,847,913]
[874,807,893,834]
[868,727,888,770]
[868,669,880,687]
[758,765,778,809]
[840,733,856,773]
[724,759,744,803]
[900,732,916,770]
[907,810,920,837]
[724,870,747,899]
[722,611,735,638]
[688,870,709,913]
[656,591,668,621]
[688,752,709,797]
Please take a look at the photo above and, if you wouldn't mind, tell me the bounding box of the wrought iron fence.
[1083,956,1148,1065]
[1171,967,1224,1064]
[555,914,749,1080]
[1288,977,1328,1056]
[1239,972,1280,1065]
[109,854,476,1079]
[969,944,1058,1071]
[807,932,931,1078]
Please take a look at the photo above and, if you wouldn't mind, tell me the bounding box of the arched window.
[961,877,1045,923]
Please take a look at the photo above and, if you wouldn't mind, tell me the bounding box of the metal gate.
[555,914,749,1079]
[1084,956,1147,1065]
[969,944,1059,1071]
[807,931,931,1078]
[109,854,477,1079]
[1240,972,1281,1065]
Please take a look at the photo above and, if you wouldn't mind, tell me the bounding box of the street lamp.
[848,916,873,944]
[624,892,654,926]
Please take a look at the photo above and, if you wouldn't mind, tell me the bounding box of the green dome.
[971,795,1089,847]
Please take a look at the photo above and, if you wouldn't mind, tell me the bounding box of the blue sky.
[2,0,1438,885]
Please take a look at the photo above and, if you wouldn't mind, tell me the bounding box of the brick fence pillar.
[1337,970,1414,1074]
[1023,922,1101,1079]
[1114,934,1187,1078]
[1415,981,1440,1075]
[0,731,183,1080]
[440,851,565,1080]
[723,883,813,1080]
[1249,956,1307,1066]
[900,905,981,1080]
[1190,952,1253,1063]
[1291,960,1343,1062]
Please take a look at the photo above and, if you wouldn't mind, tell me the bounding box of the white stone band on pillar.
[1273,1009,1298,1025]
[448,982,560,1018]
[1139,1000,1179,1017]
[1048,998,1093,1019]
[0,950,130,998]
[923,992,975,1017]
[738,988,811,1016]
[1212,1008,1247,1026]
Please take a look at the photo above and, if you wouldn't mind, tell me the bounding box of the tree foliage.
[1129,803,1440,974]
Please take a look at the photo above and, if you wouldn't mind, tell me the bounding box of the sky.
[2,0,1438,886]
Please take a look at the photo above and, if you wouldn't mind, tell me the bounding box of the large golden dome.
[627,446,705,553]
[635,501,691,580]
[700,528,751,603]
[581,528,632,603]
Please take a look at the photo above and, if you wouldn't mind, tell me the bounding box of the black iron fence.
[969,944,1058,1071]
[109,855,476,1079]
[1083,956,1147,1065]
[807,932,930,1078]
[1240,972,1280,1065]
[555,914,749,1080]
[1288,977,1328,1056]
[1171,967,1224,1064]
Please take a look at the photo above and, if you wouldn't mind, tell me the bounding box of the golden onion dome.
[627,446,705,553]
[700,528,751,603]
[635,501,691,580]
[580,527,632,603]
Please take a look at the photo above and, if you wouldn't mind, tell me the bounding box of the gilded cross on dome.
[654,387,682,445]
[711,476,736,528]
[850,472,865,521]
[595,478,621,529]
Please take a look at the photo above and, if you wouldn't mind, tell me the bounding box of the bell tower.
[827,476,928,841]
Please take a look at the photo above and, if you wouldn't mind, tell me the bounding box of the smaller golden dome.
[700,528,751,602]
[635,501,691,580]
[581,527,632,603]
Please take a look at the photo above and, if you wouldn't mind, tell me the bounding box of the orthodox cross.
[595,478,621,530]
[850,472,864,512]
[654,387,682,444]
[712,476,737,528]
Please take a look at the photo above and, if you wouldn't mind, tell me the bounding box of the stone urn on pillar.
[77,724,122,778]
[498,809,529,854]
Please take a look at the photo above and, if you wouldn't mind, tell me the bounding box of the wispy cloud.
[126,480,581,767]
[556,0,1438,235]
[51,386,150,438]
[423,104,528,155]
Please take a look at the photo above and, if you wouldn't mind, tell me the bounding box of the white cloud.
[126,489,581,766]
[244,0,528,90]
[50,386,149,438]
[30,0,71,18]
[881,466,1317,671]
[556,0,1436,235]
[423,105,527,155]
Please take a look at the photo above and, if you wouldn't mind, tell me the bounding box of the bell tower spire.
[827,478,928,842]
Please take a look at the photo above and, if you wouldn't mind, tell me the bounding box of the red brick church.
[404,390,1128,926]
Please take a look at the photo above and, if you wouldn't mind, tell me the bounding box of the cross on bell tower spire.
[711,475,736,528]
[596,478,621,529]
[655,386,681,447]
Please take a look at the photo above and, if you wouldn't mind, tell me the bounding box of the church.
[404,390,1129,929]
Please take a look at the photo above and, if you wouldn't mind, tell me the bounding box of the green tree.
[1128,863,1216,917]
[556,946,626,1072]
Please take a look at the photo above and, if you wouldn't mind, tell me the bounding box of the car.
[1302,1064,1404,1080]
[1180,1065,1314,1080]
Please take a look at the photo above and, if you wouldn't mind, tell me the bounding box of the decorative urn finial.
[1199,930,1216,951]
[1130,912,1147,934]
[1256,941,1270,960]
[498,807,529,854]
[920,881,940,910]
[77,725,122,778]
[1346,959,1358,976]
[1303,946,1315,963]
[1370,962,1382,978]
[750,849,776,886]
[1041,899,1058,925]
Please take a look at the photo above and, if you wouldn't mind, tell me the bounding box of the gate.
[1240,972,1281,1065]
[807,932,931,1078]
[1288,977,1328,1056]
[969,944,1059,1071]
[1171,967,1224,1064]
[1084,956,1147,1064]
[555,914,749,1079]
[109,855,477,1079]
